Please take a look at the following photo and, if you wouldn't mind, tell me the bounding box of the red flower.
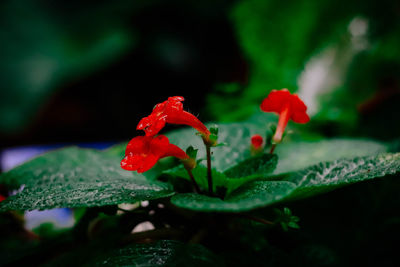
[121,135,189,173]
[137,96,210,137]
[251,134,264,149]
[0,194,5,202]
[261,89,309,144]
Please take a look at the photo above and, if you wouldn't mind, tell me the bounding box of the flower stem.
[185,168,200,193]
[238,213,274,225]
[205,145,213,196]
[269,144,276,154]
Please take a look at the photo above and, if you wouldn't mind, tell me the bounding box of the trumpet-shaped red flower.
[137,96,210,137]
[121,135,189,173]
[261,89,309,144]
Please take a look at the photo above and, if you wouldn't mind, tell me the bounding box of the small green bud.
[186,146,198,159]
[210,125,219,135]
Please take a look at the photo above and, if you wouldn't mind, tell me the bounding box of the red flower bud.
[251,134,264,149]
[261,89,309,144]
[121,135,188,173]
[137,96,210,137]
[250,134,264,155]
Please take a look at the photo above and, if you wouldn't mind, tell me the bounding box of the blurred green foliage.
[0,0,136,134]
[207,0,400,140]
[1,0,399,140]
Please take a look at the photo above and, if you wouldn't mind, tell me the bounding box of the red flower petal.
[291,110,310,124]
[121,134,188,173]
[126,136,148,153]
[137,96,209,137]
[164,96,184,114]
[121,154,158,173]
[167,111,210,136]
[260,89,291,113]
[163,144,189,159]
[149,135,170,157]
[137,114,167,136]
[136,155,159,173]
[260,89,309,124]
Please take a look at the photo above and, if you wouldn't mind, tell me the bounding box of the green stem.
[185,168,200,193]
[205,145,213,196]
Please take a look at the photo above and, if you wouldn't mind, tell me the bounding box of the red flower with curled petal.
[121,135,190,173]
[137,96,211,138]
[261,89,309,145]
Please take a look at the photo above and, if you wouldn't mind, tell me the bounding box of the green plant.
[0,93,399,266]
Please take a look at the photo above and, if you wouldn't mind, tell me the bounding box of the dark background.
[1,0,399,150]
[0,0,246,148]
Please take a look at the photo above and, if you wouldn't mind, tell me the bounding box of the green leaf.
[283,207,292,216]
[291,216,300,223]
[274,207,300,231]
[284,153,400,200]
[171,181,296,212]
[171,153,400,212]
[0,147,174,211]
[86,240,223,266]
[280,222,289,232]
[287,222,300,229]
[104,122,261,177]
[274,139,388,174]
[167,123,260,172]
[163,165,229,193]
[167,123,388,175]
[223,153,278,178]
[105,122,388,175]
[104,141,128,158]
[163,159,277,195]
[186,146,198,159]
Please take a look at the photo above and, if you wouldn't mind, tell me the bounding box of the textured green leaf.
[167,123,258,172]
[283,152,400,200]
[163,165,229,193]
[168,123,388,175]
[105,122,388,175]
[105,124,249,173]
[171,153,400,212]
[171,181,296,212]
[223,153,277,178]
[0,147,174,211]
[274,139,388,174]
[87,240,223,266]
[104,141,128,158]
[163,161,277,195]
[105,121,273,173]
